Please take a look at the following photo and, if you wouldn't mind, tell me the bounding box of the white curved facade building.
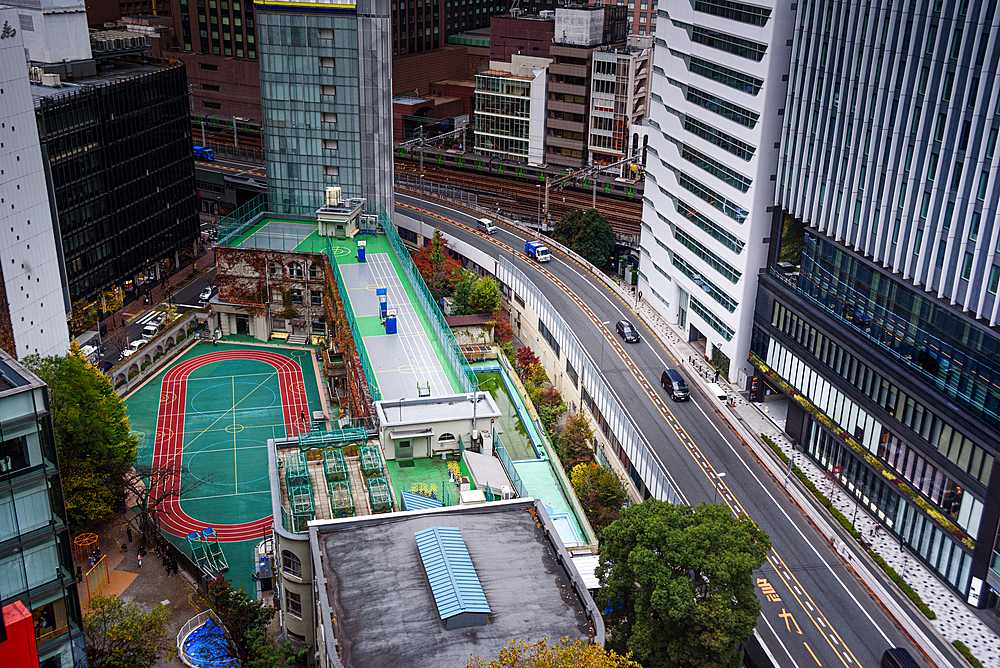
[638,0,792,383]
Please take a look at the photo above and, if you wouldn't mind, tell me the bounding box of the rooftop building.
[474,55,552,165]
[309,500,604,668]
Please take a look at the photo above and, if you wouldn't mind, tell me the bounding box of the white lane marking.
[686,395,895,645]
[760,612,804,668]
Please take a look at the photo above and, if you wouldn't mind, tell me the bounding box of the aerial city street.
[0,1,998,668]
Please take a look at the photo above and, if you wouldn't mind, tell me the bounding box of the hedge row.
[952,641,985,668]
[759,434,936,620]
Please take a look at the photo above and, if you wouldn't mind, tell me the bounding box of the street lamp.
[712,472,727,504]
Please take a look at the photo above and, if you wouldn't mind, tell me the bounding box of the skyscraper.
[750,1,1000,607]
[0,7,70,359]
[257,0,393,214]
[638,0,792,383]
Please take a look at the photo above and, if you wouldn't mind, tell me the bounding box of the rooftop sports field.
[124,342,323,594]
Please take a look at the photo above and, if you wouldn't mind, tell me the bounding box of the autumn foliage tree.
[558,412,595,472]
[514,346,539,379]
[597,501,771,668]
[571,461,629,531]
[492,308,513,343]
[413,228,462,301]
[465,638,640,668]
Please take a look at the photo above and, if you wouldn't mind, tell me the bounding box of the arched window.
[281,550,302,578]
[289,262,303,279]
[438,433,456,442]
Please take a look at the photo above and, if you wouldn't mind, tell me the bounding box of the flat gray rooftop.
[314,501,598,668]
[376,391,500,427]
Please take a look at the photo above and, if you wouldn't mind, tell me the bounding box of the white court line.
[182,489,272,502]
[368,253,452,393]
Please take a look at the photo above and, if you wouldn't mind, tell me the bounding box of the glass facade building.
[0,352,84,668]
[750,0,1000,608]
[256,0,392,214]
[35,57,200,303]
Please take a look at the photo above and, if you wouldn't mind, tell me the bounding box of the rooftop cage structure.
[366,476,393,513]
[285,452,315,532]
[359,443,385,478]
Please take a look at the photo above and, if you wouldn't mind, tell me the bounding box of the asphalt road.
[100,274,214,366]
[395,193,948,668]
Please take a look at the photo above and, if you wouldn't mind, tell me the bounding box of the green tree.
[571,462,628,531]
[24,349,139,526]
[466,638,641,668]
[450,269,476,315]
[597,501,770,668]
[553,209,615,267]
[558,411,595,473]
[467,276,501,314]
[83,594,169,668]
[209,578,278,665]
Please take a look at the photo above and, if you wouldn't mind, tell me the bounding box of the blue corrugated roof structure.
[414,526,491,629]
[401,491,443,511]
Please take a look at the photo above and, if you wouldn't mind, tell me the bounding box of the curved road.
[395,193,950,668]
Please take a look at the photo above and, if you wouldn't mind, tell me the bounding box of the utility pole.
[536,184,541,233]
[543,150,640,230]
[201,118,206,145]
[418,125,424,197]
[232,116,238,149]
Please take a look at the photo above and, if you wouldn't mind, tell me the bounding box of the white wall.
[0,7,69,358]
[528,67,548,166]
[15,5,93,65]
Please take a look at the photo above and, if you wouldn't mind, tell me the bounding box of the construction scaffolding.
[298,422,368,451]
[285,452,315,533]
[366,476,393,513]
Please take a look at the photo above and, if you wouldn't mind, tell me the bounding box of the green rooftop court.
[212,193,595,549]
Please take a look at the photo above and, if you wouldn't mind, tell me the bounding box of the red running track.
[150,349,311,542]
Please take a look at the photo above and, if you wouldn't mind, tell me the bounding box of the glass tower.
[257,0,393,214]
[0,351,85,667]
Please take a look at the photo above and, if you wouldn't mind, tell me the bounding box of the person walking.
[126,525,133,543]
[137,553,142,568]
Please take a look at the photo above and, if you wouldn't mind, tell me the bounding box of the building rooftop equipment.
[309,500,603,668]
[414,526,491,629]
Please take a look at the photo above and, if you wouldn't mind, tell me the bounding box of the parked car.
[199,286,215,302]
[121,340,146,358]
[142,324,158,339]
[616,320,640,343]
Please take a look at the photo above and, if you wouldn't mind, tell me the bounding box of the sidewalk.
[100,246,216,332]
[76,514,206,667]
[601,275,1000,668]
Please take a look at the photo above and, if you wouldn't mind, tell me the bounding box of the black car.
[616,320,640,343]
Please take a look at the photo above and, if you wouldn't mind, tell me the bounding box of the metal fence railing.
[394,174,479,209]
[496,255,683,505]
[176,609,226,667]
[80,555,110,605]
[217,192,322,247]
[495,432,526,498]
[326,237,381,401]
[380,204,476,394]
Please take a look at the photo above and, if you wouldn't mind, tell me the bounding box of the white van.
[477,217,498,234]
[142,324,158,340]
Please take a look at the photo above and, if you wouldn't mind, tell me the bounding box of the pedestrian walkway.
[600,275,1000,668]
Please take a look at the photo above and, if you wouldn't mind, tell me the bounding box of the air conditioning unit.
[28,67,43,83]
[501,486,514,500]
[40,73,61,88]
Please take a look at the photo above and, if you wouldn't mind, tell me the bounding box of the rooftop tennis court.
[224,218,329,253]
